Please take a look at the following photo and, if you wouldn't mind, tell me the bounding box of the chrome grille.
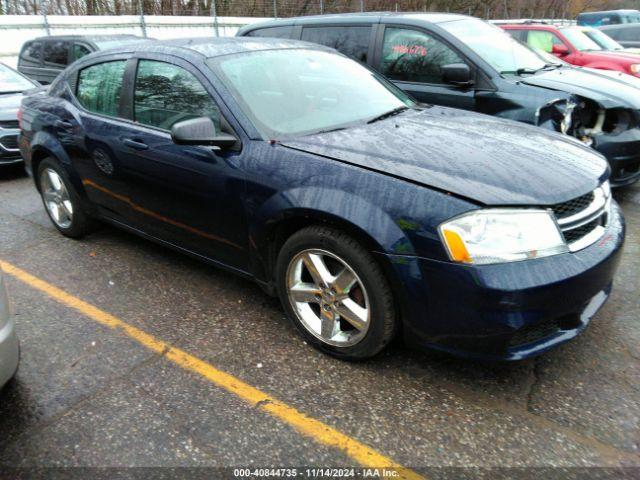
[0,134,18,150]
[551,191,595,219]
[0,120,19,129]
[551,185,610,252]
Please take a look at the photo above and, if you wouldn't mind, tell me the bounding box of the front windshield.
[580,28,625,50]
[210,49,415,139]
[0,63,35,93]
[561,28,603,51]
[439,18,546,74]
[528,46,569,66]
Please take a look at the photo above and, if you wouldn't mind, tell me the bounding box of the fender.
[29,130,92,206]
[247,186,416,284]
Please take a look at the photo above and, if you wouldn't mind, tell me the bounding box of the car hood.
[0,86,46,120]
[281,107,607,206]
[521,66,640,109]
[0,92,23,120]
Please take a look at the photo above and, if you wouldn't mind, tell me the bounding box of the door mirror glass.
[171,116,236,148]
[442,63,474,86]
[551,44,570,56]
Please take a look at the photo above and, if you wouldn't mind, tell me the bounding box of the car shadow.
[0,164,28,181]
[91,222,534,405]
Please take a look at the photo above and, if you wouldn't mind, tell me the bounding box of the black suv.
[238,13,640,187]
[18,35,146,85]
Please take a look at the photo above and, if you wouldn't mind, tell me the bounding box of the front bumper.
[384,201,625,361]
[594,129,640,187]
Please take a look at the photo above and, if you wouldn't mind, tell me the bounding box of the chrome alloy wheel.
[40,168,73,229]
[286,249,370,347]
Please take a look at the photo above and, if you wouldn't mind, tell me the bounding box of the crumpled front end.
[536,97,640,187]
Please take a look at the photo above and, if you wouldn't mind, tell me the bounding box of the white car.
[0,270,18,388]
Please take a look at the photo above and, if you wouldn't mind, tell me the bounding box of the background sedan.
[0,63,40,169]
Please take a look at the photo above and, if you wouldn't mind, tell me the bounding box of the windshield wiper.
[366,106,409,124]
[308,126,347,136]
[516,63,560,75]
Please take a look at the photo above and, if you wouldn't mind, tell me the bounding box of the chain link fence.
[0,1,577,66]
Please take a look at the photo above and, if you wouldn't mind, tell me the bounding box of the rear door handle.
[54,120,73,129]
[122,138,149,151]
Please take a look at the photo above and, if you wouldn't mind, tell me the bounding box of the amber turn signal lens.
[442,229,472,263]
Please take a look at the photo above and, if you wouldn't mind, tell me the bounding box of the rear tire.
[276,225,397,360]
[37,157,96,238]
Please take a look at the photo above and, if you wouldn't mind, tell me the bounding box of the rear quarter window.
[301,26,370,63]
[20,41,42,64]
[76,60,126,117]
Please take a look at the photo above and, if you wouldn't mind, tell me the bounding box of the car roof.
[30,34,142,42]
[578,10,639,16]
[97,37,330,59]
[243,11,469,28]
[501,23,560,30]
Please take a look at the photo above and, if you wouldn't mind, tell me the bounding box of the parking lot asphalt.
[0,165,638,476]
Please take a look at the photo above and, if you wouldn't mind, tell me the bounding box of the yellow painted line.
[0,259,423,480]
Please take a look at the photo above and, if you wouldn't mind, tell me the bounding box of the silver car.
[0,269,18,388]
[0,62,40,167]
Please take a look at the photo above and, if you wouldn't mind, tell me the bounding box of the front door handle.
[122,138,149,151]
[54,120,73,129]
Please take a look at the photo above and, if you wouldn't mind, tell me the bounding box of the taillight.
[17,107,23,130]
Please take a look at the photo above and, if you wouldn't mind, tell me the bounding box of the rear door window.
[76,60,127,117]
[43,40,70,67]
[20,41,43,64]
[301,26,370,63]
[381,28,464,84]
[133,60,220,131]
[245,26,293,38]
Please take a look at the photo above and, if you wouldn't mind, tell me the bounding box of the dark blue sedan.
[18,38,624,360]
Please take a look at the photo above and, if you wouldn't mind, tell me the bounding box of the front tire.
[276,225,397,360]
[37,158,96,238]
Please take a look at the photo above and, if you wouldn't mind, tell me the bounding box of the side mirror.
[552,44,570,56]
[442,63,474,87]
[171,116,237,149]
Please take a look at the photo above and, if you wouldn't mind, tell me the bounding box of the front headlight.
[439,209,568,265]
[630,64,640,75]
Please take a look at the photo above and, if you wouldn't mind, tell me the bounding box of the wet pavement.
[0,165,638,476]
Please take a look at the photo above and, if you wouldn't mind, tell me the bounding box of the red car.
[501,23,640,77]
